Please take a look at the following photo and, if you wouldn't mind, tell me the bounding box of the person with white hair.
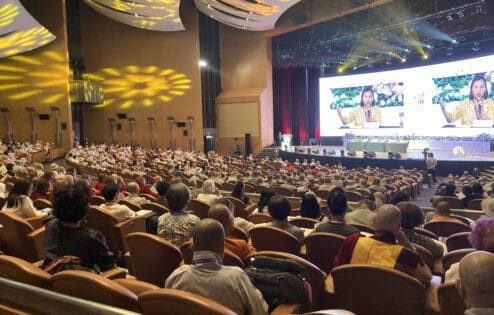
[456,251,494,313]
[196,179,220,206]
[480,198,494,219]
[334,204,432,284]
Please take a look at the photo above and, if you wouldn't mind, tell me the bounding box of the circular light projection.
[87,65,192,108]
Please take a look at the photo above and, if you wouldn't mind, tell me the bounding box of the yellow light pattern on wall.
[87,65,191,109]
[0,51,69,104]
[0,3,19,28]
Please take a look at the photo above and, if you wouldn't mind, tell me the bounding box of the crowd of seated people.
[2,141,494,314]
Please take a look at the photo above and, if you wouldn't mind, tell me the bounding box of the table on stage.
[346,141,409,153]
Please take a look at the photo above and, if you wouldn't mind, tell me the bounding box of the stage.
[278,145,494,176]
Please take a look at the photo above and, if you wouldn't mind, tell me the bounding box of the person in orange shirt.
[208,203,256,263]
[429,201,464,224]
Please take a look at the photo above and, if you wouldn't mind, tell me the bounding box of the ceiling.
[271,0,494,71]
[0,0,56,58]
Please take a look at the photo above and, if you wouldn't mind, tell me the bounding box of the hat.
[481,198,494,217]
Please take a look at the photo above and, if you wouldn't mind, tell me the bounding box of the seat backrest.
[188,199,210,219]
[231,226,249,242]
[289,217,320,229]
[222,182,235,191]
[126,232,183,287]
[345,191,361,202]
[441,196,464,209]
[437,282,466,315]
[0,212,43,262]
[227,196,247,218]
[446,232,472,252]
[450,214,471,226]
[140,193,156,202]
[442,248,475,271]
[85,206,120,253]
[50,270,140,312]
[32,198,52,210]
[331,264,425,315]
[466,198,482,210]
[412,243,434,271]
[119,199,141,211]
[349,223,375,234]
[141,202,169,216]
[139,288,237,315]
[0,255,51,289]
[247,251,327,312]
[274,186,293,197]
[305,232,346,274]
[250,226,300,255]
[89,195,106,206]
[244,183,255,193]
[246,213,273,224]
[314,190,331,200]
[423,221,471,237]
[179,241,244,269]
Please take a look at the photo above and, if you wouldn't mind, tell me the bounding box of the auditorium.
[0,0,494,314]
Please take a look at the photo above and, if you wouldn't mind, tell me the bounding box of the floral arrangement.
[452,146,465,156]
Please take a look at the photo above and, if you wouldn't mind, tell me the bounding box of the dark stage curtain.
[273,67,320,146]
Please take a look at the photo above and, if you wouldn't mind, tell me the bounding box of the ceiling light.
[198,60,207,67]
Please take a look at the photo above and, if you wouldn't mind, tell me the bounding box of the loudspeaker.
[393,152,402,159]
[245,133,252,155]
[38,114,50,120]
[177,122,186,127]
[367,151,376,158]
[347,151,355,157]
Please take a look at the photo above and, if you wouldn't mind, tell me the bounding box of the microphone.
[477,97,483,113]
[367,109,371,120]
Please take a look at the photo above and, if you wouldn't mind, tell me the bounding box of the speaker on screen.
[245,133,252,155]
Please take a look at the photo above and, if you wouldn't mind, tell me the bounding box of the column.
[147,117,156,149]
[167,116,176,150]
[187,116,195,152]
[25,107,36,143]
[50,106,61,147]
[107,118,117,145]
[128,118,136,147]
[0,108,11,141]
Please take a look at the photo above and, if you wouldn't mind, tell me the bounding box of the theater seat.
[51,270,141,312]
[0,255,51,289]
[331,264,428,315]
[0,212,45,262]
[305,232,345,274]
[423,221,471,238]
[139,288,237,315]
[250,226,300,255]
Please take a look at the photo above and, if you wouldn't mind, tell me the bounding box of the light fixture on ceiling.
[198,60,207,67]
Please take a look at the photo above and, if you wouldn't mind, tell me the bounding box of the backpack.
[246,255,310,310]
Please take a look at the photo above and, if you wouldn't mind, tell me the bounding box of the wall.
[80,1,203,151]
[217,26,274,154]
[0,0,72,151]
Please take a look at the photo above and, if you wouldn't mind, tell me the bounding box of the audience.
[154,180,170,207]
[43,182,115,272]
[299,191,322,220]
[445,217,494,282]
[157,183,199,246]
[397,201,444,259]
[2,178,48,219]
[267,195,305,245]
[165,219,268,315]
[231,181,250,205]
[480,198,494,219]
[208,203,256,262]
[344,192,376,228]
[196,179,220,206]
[125,181,149,206]
[253,188,276,213]
[456,251,494,313]
[99,184,135,221]
[314,187,360,236]
[429,201,463,224]
[334,204,432,284]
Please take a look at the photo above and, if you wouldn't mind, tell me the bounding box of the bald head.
[374,205,402,232]
[192,218,225,255]
[458,251,494,308]
[208,204,234,235]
